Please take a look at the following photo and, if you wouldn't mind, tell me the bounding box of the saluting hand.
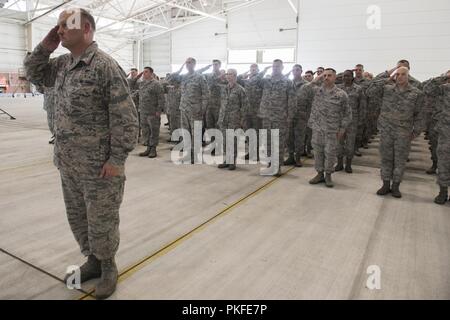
[42,26,60,52]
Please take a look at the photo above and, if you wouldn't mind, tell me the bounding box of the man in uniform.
[367,67,423,198]
[168,58,208,163]
[127,68,143,142]
[353,64,371,155]
[164,75,182,142]
[258,59,296,176]
[217,69,248,171]
[422,77,439,175]
[138,67,165,158]
[423,71,450,204]
[238,64,271,161]
[300,68,352,188]
[198,60,226,130]
[36,84,57,144]
[24,8,138,299]
[336,70,365,173]
[285,64,308,167]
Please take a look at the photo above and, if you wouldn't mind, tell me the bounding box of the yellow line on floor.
[78,165,297,300]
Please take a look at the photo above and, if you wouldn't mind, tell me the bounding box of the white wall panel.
[0,21,26,72]
[297,0,450,81]
[171,18,227,65]
[143,33,171,76]
[227,0,297,49]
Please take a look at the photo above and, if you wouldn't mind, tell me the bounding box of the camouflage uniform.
[164,79,182,138]
[301,83,352,174]
[258,75,296,166]
[139,79,165,148]
[287,78,308,157]
[37,85,56,135]
[424,77,450,187]
[367,74,424,183]
[168,71,208,152]
[24,42,138,260]
[353,76,371,146]
[202,72,226,129]
[337,83,366,159]
[217,84,248,162]
[237,71,265,132]
[370,71,423,138]
[127,77,143,140]
[422,79,439,167]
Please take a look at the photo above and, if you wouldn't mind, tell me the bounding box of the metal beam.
[139,0,265,41]
[24,0,75,25]
[96,1,172,32]
[161,0,226,22]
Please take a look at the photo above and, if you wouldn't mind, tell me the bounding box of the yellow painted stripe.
[78,165,297,300]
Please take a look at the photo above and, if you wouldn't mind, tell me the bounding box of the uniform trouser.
[140,113,149,144]
[169,108,181,137]
[424,111,432,133]
[206,104,220,129]
[437,131,450,187]
[287,113,307,155]
[244,114,262,156]
[429,121,438,162]
[45,109,55,136]
[356,124,364,147]
[311,129,338,174]
[181,108,203,153]
[372,108,381,134]
[132,99,141,139]
[60,170,125,260]
[379,131,412,183]
[262,118,287,166]
[220,128,238,164]
[305,127,313,152]
[338,125,357,159]
[142,114,161,147]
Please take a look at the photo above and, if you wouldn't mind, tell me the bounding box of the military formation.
[91,57,450,204]
[24,7,449,300]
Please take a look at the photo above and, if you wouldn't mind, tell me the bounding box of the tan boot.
[95,258,118,300]
[309,172,325,184]
[64,255,101,285]
[377,180,391,196]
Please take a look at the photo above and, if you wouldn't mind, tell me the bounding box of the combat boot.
[228,164,236,171]
[325,173,334,188]
[95,258,118,300]
[345,158,353,173]
[218,163,229,169]
[335,157,344,171]
[434,186,448,205]
[391,182,402,198]
[309,172,325,184]
[426,160,437,175]
[377,180,391,196]
[148,146,157,158]
[139,147,151,157]
[64,255,101,285]
[284,153,295,166]
[294,154,303,167]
